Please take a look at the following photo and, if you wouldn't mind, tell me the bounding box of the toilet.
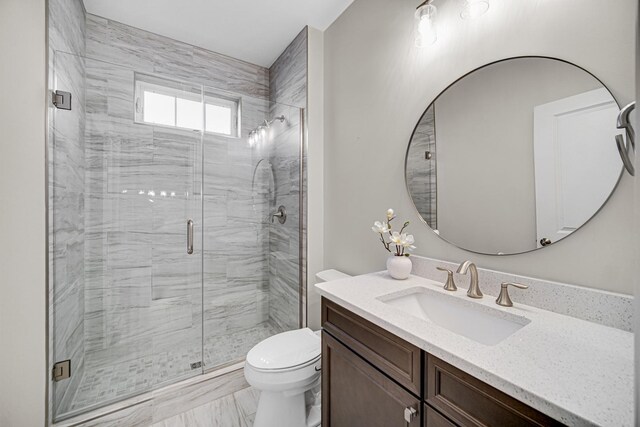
[244,269,351,427]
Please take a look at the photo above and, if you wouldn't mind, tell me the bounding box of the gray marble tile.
[267,39,306,332]
[233,387,260,421]
[57,401,154,427]
[152,394,244,427]
[269,28,308,109]
[203,322,281,370]
[49,0,86,56]
[193,47,269,99]
[49,1,87,419]
[51,6,308,420]
[152,369,249,423]
[86,14,269,100]
[406,105,437,228]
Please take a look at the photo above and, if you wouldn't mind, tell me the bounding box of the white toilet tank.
[309,269,351,332]
[315,269,351,283]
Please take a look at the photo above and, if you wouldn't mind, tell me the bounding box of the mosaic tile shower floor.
[67,321,282,413]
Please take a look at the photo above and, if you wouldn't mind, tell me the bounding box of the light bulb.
[415,3,437,47]
[460,0,489,19]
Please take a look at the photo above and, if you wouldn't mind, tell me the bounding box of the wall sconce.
[460,0,490,19]
[415,0,438,47]
[415,0,490,47]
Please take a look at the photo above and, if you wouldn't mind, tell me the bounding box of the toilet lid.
[247,328,321,371]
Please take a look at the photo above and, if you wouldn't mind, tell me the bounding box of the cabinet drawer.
[322,298,421,395]
[425,404,456,427]
[425,354,563,427]
[322,331,420,427]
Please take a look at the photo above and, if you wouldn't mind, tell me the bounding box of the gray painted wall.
[0,1,47,425]
[323,0,636,295]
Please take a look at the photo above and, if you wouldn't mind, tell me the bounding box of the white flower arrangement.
[372,209,416,257]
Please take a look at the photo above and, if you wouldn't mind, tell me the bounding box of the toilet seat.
[246,328,320,372]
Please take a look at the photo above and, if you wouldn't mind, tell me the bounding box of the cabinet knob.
[404,406,418,423]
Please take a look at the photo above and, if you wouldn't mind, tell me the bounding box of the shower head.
[266,115,286,127]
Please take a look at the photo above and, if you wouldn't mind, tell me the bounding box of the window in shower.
[135,73,240,137]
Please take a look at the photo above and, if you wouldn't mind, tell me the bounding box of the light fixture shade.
[460,0,490,19]
[415,2,437,47]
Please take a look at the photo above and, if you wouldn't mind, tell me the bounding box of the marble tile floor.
[64,322,280,417]
[152,387,260,427]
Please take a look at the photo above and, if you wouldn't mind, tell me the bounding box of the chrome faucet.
[457,261,483,299]
[496,282,529,307]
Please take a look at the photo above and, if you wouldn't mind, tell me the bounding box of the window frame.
[134,73,241,138]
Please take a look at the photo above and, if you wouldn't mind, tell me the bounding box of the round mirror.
[406,56,623,255]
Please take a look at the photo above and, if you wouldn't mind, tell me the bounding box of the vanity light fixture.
[415,0,438,47]
[460,0,490,19]
[415,0,490,48]
[248,115,286,147]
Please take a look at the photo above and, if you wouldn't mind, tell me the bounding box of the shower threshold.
[53,361,247,427]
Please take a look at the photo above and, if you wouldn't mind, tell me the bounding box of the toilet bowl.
[245,269,351,427]
[245,328,322,427]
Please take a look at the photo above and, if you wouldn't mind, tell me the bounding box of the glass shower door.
[50,52,204,421]
[201,93,304,370]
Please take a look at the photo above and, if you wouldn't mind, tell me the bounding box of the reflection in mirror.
[406,57,623,255]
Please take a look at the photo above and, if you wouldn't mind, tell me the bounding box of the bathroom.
[0,0,638,426]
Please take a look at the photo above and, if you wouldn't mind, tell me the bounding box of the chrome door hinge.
[404,406,418,423]
[52,360,71,382]
[52,90,72,110]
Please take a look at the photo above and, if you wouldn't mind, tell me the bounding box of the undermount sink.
[378,287,530,346]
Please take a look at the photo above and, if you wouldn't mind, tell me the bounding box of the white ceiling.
[83,0,354,68]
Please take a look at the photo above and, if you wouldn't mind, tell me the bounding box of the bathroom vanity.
[317,271,634,426]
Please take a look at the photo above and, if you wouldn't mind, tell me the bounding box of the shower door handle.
[187,220,194,255]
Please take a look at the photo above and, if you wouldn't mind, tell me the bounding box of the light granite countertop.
[316,272,634,427]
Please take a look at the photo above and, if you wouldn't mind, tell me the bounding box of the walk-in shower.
[49,48,305,421]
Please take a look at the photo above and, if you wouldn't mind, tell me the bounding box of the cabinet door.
[322,331,421,427]
[425,404,456,427]
[425,354,564,427]
[322,298,422,395]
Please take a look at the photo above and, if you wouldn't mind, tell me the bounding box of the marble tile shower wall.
[406,105,437,228]
[49,0,87,416]
[268,28,308,331]
[83,13,275,372]
[201,96,275,368]
[49,9,306,418]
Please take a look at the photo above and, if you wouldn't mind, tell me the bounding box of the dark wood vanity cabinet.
[321,298,563,427]
[322,332,421,427]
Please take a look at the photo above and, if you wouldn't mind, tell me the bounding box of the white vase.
[386,256,412,280]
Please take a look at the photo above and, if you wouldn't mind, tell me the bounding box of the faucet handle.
[496,282,529,307]
[436,267,457,291]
